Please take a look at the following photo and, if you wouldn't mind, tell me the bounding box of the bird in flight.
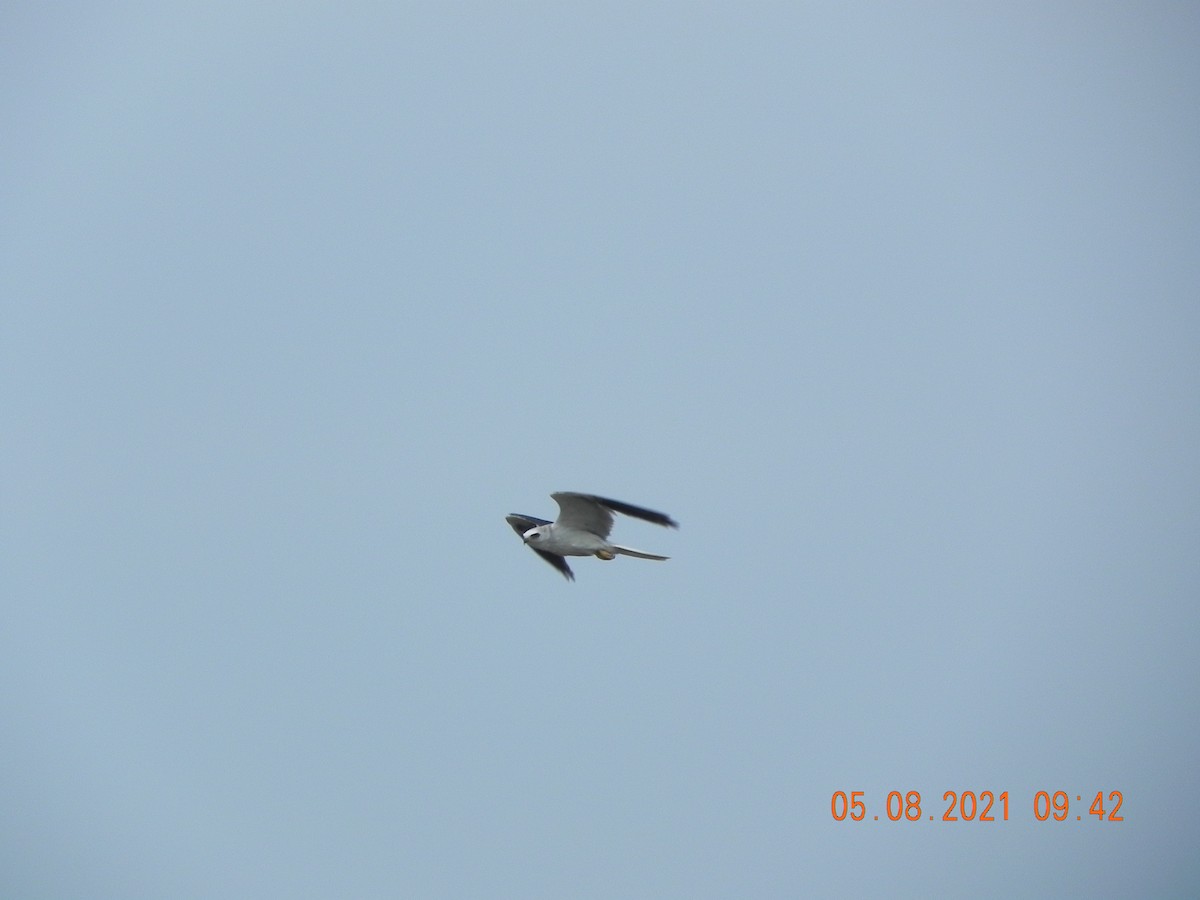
[506,492,678,581]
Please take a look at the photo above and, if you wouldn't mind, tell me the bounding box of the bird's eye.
[528,532,539,540]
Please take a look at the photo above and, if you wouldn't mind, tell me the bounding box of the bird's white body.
[521,522,614,557]
[521,521,667,560]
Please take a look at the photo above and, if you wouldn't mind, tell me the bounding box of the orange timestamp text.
[831,790,1124,822]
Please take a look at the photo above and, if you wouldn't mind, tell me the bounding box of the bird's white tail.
[611,545,669,561]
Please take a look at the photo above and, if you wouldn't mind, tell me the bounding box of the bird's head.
[522,525,548,544]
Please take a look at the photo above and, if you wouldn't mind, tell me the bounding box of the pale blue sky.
[3,4,1198,897]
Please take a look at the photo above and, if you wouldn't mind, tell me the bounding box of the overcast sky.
[3,3,1198,897]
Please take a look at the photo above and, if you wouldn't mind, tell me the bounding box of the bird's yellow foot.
[595,549,616,561]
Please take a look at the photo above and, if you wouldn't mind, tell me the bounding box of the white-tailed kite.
[506,492,678,581]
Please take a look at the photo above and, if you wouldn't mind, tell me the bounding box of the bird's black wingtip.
[592,495,679,529]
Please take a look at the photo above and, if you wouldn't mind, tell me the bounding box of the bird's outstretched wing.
[552,492,678,535]
[505,514,574,581]
[590,494,678,529]
[550,493,614,537]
